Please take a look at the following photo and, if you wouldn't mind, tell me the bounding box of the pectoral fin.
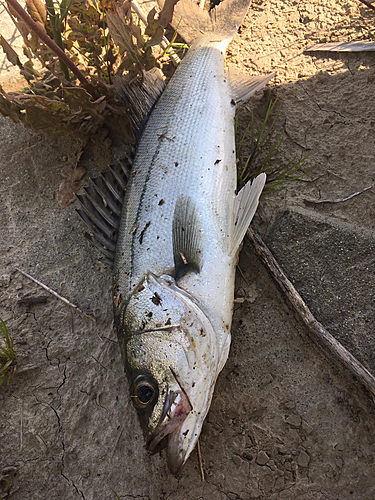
[227,69,276,105]
[229,173,266,258]
[172,196,203,281]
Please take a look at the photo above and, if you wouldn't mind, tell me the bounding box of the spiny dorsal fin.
[76,159,131,269]
[114,68,166,141]
[227,69,276,105]
[172,196,203,281]
[229,173,266,258]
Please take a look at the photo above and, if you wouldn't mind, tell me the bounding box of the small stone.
[275,476,285,491]
[284,400,296,410]
[256,450,270,465]
[302,420,313,435]
[335,442,344,451]
[232,454,243,467]
[0,274,11,287]
[259,373,273,388]
[285,414,302,427]
[269,463,277,471]
[298,450,310,468]
[335,457,344,468]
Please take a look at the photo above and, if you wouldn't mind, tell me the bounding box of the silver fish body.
[112,1,272,473]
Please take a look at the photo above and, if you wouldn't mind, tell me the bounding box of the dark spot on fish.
[165,318,171,325]
[192,382,195,387]
[138,285,145,292]
[174,162,179,167]
[231,99,236,106]
[225,324,229,330]
[214,159,221,165]
[139,221,151,245]
[157,236,160,240]
[200,328,206,337]
[183,430,189,437]
[158,199,165,206]
[151,292,162,306]
[146,312,153,318]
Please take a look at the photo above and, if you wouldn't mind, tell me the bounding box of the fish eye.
[131,375,158,409]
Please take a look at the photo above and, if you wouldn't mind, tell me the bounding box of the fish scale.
[114,41,236,312]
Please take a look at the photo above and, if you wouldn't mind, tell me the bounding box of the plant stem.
[6,0,89,86]
[44,0,70,80]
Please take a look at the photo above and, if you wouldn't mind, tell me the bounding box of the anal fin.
[227,69,276,105]
[230,173,266,258]
[172,196,203,281]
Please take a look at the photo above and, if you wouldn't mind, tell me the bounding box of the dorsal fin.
[172,196,203,281]
[114,68,166,141]
[76,159,131,269]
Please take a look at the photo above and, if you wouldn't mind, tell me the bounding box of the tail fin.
[157,0,252,45]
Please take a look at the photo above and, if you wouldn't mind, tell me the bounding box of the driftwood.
[247,227,375,400]
[306,41,375,52]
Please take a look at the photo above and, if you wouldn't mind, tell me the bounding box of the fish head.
[120,273,219,473]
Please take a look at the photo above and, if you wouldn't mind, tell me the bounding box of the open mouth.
[147,390,192,473]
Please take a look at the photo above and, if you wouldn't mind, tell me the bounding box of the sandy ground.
[1,0,375,499]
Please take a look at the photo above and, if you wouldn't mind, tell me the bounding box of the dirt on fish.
[1,0,375,498]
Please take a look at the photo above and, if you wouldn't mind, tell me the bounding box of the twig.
[306,42,375,52]
[131,0,181,65]
[5,0,89,86]
[20,399,23,451]
[247,228,375,400]
[15,268,96,323]
[357,0,375,12]
[197,439,205,482]
[304,185,372,204]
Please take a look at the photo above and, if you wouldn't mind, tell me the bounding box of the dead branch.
[304,185,372,204]
[5,0,89,86]
[357,0,375,12]
[247,227,375,400]
[15,268,96,323]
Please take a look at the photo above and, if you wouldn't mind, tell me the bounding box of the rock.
[285,414,302,427]
[297,450,310,467]
[256,450,270,465]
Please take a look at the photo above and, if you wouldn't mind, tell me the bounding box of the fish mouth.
[147,389,193,474]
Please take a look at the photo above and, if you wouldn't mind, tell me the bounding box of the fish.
[77,0,274,474]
